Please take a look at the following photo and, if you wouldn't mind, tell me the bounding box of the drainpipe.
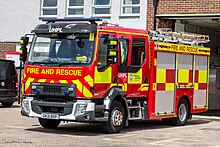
[153,0,159,30]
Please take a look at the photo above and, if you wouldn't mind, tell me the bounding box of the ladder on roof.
[149,28,210,46]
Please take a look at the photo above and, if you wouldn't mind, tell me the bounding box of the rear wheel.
[38,118,61,128]
[102,101,125,133]
[170,99,189,126]
[1,102,13,107]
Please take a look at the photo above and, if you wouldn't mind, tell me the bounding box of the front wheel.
[38,118,61,128]
[170,99,189,126]
[102,101,125,133]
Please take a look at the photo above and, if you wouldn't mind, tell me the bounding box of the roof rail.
[40,18,103,24]
[149,28,210,46]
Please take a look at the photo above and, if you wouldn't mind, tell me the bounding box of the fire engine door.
[118,36,129,91]
[155,52,176,115]
[126,35,148,97]
[94,33,118,97]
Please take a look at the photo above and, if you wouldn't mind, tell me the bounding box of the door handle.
[113,76,118,83]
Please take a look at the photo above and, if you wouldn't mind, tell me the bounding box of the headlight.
[22,99,30,113]
[75,104,87,116]
[1,82,5,87]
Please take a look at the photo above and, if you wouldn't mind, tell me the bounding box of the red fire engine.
[20,18,210,133]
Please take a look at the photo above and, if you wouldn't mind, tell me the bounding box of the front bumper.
[21,97,108,122]
[0,89,18,102]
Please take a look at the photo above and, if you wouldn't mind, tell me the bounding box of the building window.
[41,0,58,16]
[67,0,84,16]
[93,0,111,16]
[121,0,140,16]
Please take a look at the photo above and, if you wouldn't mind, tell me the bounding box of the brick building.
[147,0,220,109]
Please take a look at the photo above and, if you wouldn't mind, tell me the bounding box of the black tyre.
[1,102,13,107]
[102,101,125,133]
[38,118,61,129]
[170,99,189,126]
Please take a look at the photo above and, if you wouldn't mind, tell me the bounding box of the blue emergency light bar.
[40,18,103,22]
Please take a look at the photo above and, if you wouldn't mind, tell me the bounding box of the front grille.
[31,82,76,97]
[43,86,62,93]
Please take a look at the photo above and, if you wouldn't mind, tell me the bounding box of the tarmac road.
[0,102,220,147]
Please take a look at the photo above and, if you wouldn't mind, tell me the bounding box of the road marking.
[102,138,126,142]
[5,125,27,129]
[61,134,87,138]
[116,133,135,138]
[149,138,179,146]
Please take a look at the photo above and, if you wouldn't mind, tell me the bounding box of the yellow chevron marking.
[25,77,35,91]
[50,80,54,83]
[84,75,93,87]
[59,80,68,84]
[38,79,47,83]
[83,86,93,97]
[72,80,83,93]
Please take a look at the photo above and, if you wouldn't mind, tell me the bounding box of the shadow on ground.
[25,119,210,136]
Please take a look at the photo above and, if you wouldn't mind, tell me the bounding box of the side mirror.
[19,36,29,63]
[107,36,118,64]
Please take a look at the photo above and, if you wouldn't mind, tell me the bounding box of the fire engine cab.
[20,18,210,133]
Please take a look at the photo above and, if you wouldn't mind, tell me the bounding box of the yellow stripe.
[84,75,93,87]
[93,31,99,61]
[118,83,127,91]
[72,80,83,93]
[110,83,117,88]
[83,86,93,97]
[38,79,47,83]
[140,84,149,91]
[156,42,210,56]
[59,80,68,84]
[154,58,157,66]
[206,57,210,108]
[25,77,35,91]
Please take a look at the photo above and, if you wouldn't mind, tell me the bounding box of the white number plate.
[41,113,60,120]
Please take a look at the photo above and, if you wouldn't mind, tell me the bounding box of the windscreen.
[0,62,17,78]
[28,33,95,66]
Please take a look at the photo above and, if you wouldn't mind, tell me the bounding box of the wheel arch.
[179,95,191,119]
[103,87,129,122]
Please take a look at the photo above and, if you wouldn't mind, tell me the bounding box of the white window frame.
[66,0,84,17]
[41,0,58,17]
[92,0,111,17]
[121,0,141,16]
